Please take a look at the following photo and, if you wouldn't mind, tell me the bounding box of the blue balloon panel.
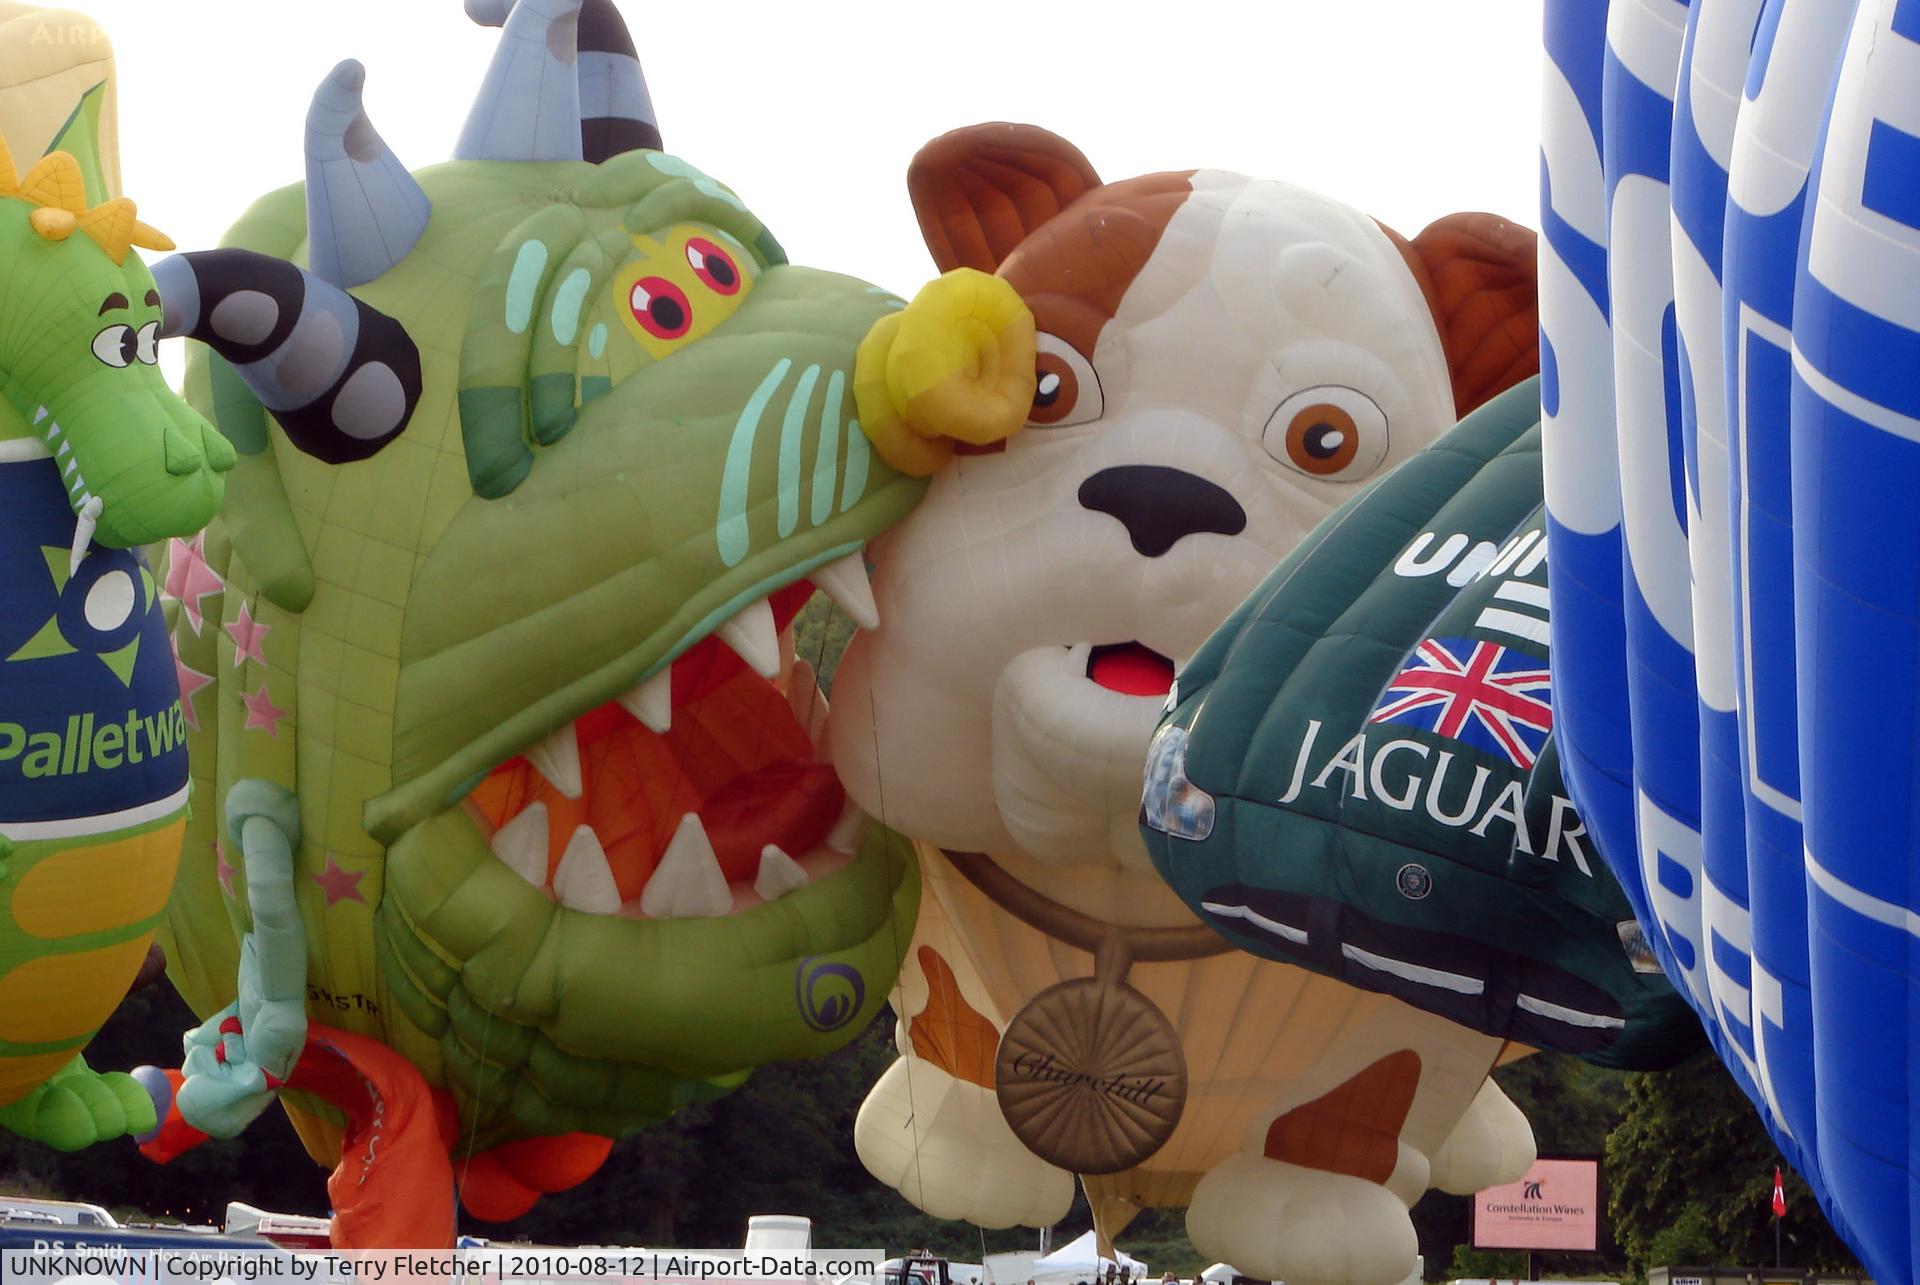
[1539,0,1920,1277]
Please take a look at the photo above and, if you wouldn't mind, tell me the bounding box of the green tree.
[1605,1055,1858,1274]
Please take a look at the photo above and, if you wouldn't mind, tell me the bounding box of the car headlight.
[1141,722,1215,841]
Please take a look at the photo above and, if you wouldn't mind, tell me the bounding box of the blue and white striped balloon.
[1722,0,1858,1208]
[1793,1,1920,1274]
[1542,0,1920,1275]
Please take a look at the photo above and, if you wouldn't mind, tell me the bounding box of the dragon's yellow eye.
[610,223,755,361]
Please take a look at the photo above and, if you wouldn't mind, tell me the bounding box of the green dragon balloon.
[141,0,1033,1245]
[0,81,233,1153]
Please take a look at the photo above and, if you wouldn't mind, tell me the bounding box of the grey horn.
[462,0,661,162]
[455,0,586,162]
[306,60,432,288]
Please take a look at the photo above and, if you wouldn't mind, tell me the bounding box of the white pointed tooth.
[754,845,810,901]
[68,495,102,574]
[488,802,551,886]
[717,597,781,679]
[525,723,583,799]
[812,551,878,631]
[552,825,621,914]
[786,658,830,744]
[826,799,867,854]
[618,669,672,734]
[640,813,733,918]
[778,623,797,683]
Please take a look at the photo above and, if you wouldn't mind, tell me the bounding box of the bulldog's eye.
[1028,332,1103,428]
[92,324,137,368]
[1263,385,1389,481]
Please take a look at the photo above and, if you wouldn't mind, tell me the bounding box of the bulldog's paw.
[1188,1153,1418,1285]
[854,1055,1072,1228]
[1428,1076,1537,1194]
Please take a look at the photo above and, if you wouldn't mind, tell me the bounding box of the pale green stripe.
[810,370,845,526]
[550,268,593,346]
[777,365,821,538]
[841,419,870,512]
[504,240,549,335]
[648,539,866,678]
[717,358,791,567]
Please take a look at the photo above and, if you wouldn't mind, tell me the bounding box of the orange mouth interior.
[465,582,846,906]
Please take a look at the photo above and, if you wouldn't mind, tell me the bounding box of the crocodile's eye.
[92,324,136,368]
[686,237,740,297]
[629,277,692,341]
[135,321,160,366]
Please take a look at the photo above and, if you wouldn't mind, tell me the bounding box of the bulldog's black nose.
[1078,466,1248,557]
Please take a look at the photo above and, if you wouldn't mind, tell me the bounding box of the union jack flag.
[1368,637,1554,769]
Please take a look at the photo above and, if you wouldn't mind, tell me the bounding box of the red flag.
[1772,1167,1787,1218]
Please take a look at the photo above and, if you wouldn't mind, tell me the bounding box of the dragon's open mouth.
[458,565,876,920]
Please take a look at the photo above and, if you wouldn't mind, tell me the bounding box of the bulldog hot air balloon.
[1543,0,1920,1277]
[831,121,1545,1285]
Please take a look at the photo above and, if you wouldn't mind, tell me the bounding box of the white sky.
[85,0,1544,371]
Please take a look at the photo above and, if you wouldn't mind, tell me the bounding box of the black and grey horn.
[154,250,422,464]
[459,0,661,163]
[578,0,661,161]
[306,59,432,288]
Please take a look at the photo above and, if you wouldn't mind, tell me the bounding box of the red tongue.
[1088,644,1176,696]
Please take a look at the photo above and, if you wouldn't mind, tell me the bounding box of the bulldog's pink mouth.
[1087,642,1176,696]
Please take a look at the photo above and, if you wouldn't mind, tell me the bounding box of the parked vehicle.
[0,1197,117,1228]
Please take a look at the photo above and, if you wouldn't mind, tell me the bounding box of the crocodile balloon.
[0,68,235,1153]
[140,0,1032,1246]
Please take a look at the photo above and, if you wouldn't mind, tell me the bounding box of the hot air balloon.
[828,122,1544,1285]
[1140,375,1702,1073]
[1543,0,1920,1276]
[0,11,232,1151]
[139,0,1031,1247]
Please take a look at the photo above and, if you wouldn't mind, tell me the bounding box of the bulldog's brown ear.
[908,123,1104,274]
[1397,213,1540,416]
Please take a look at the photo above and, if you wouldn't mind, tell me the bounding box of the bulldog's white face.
[828,172,1458,879]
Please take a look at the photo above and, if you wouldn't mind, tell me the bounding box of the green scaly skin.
[0,197,233,545]
[0,144,228,1149]
[159,150,922,1154]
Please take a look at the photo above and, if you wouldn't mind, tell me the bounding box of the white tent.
[1030,1231,1149,1283]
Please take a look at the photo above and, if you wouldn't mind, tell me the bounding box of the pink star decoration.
[311,854,366,907]
[226,601,271,667]
[171,634,214,732]
[241,683,287,736]
[164,532,224,634]
[214,841,237,898]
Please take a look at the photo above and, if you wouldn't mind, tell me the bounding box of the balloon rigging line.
[452,1001,499,1243]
